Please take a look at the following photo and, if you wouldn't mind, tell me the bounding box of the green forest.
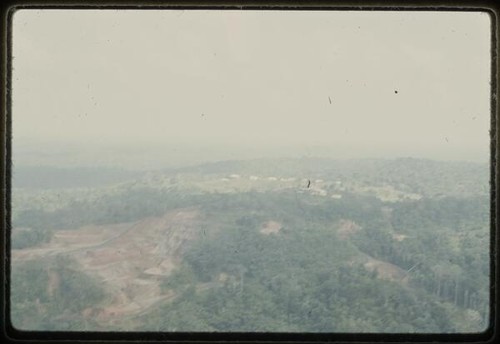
[10,158,490,333]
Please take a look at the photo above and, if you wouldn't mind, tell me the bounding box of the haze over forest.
[12,10,491,167]
[12,138,490,174]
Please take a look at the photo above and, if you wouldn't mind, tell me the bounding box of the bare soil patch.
[12,207,202,323]
[260,220,282,235]
[337,219,361,240]
[362,255,408,285]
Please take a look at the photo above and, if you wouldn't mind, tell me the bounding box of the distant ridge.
[12,166,142,189]
[159,157,488,198]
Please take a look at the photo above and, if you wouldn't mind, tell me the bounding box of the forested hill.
[10,157,490,332]
[160,157,489,197]
[12,158,488,197]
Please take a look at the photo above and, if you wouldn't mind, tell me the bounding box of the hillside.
[10,158,490,332]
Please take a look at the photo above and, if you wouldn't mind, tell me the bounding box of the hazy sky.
[12,10,491,162]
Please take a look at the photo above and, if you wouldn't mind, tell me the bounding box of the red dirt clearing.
[12,208,202,322]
